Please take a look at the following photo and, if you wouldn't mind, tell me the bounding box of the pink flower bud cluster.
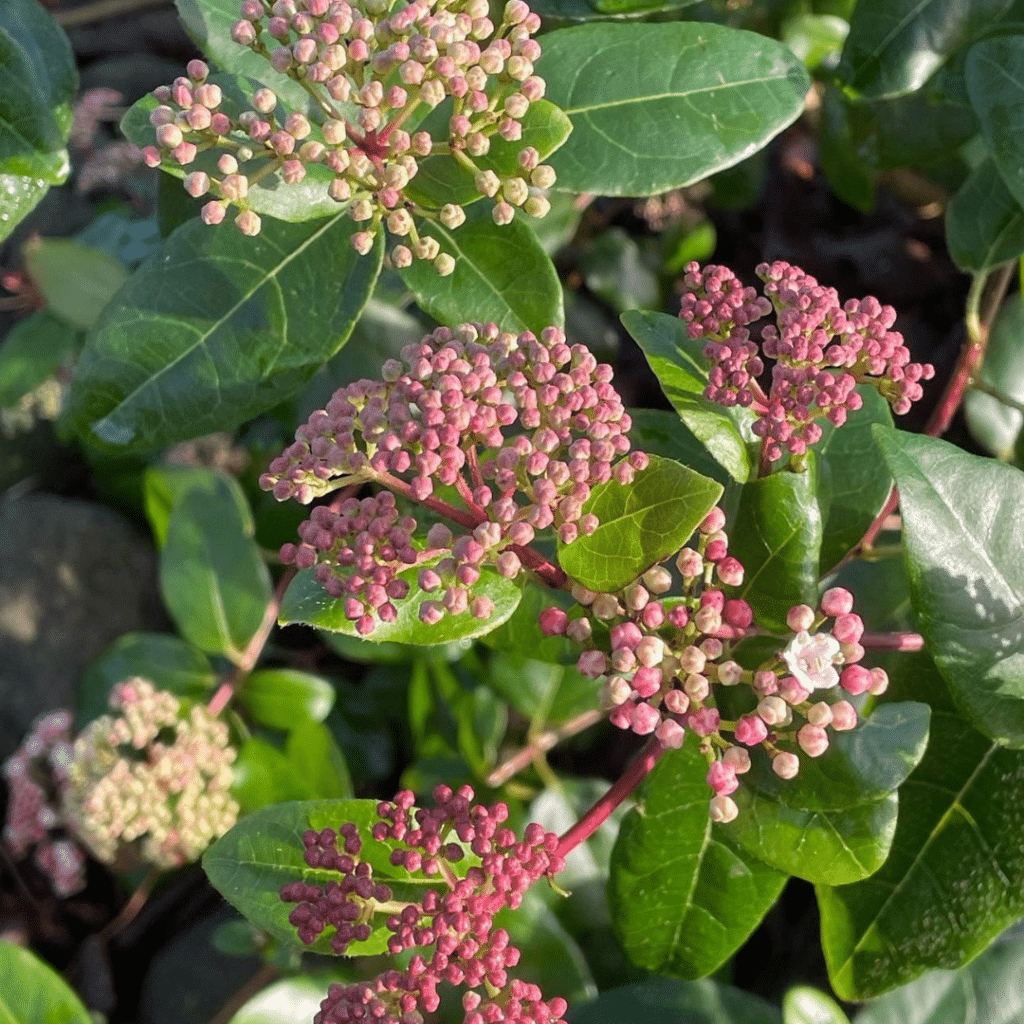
[545,510,886,820]
[679,260,935,462]
[262,322,645,634]
[62,678,239,869]
[143,0,553,271]
[2,710,87,897]
[280,783,568,1024]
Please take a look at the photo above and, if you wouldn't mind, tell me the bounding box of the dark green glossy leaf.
[530,0,703,17]
[965,294,1024,459]
[71,213,381,454]
[568,978,780,1024]
[121,79,339,222]
[741,702,931,814]
[538,22,809,196]
[77,632,216,727]
[398,210,562,334]
[839,0,1013,99]
[481,583,579,665]
[403,100,572,209]
[627,407,735,491]
[286,720,353,799]
[854,927,1024,1024]
[203,799,477,956]
[174,0,313,112]
[558,454,724,593]
[817,85,875,213]
[816,387,894,572]
[486,654,598,725]
[580,228,659,314]
[785,988,850,1024]
[728,787,899,885]
[875,427,1024,745]
[0,940,91,1024]
[0,173,50,244]
[234,736,306,813]
[782,14,850,71]
[22,236,128,331]
[238,669,336,729]
[0,0,76,182]
[818,654,1024,998]
[160,477,273,660]
[947,157,1024,274]
[730,466,823,632]
[280,565,522,645]
[967,36,1024,214]
[144,467,254,548]
[621,310,754,483]
[0,311,78,407]
[609,738,787,979]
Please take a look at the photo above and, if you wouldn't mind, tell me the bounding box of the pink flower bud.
[630,702,661,735]
[840,664,872,695]
[830,700,858,731]
[797,724,829,757]
[787,604,816,632]
[577,651,608,679]
[656,719,685,748]
[821,587,854,617]
[688,707,720,737]
[709,795,738,822]
[833,613,864,643]
[707,760,738,796]
[734,715,767,746]
[538,608,568,636]
[772,751,800,779]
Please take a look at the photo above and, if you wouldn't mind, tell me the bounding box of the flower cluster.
[142,0,554,271]
[679,260,935,462]
[62,678,239,869]
[2,710,86,897]
[542,511,885,822]
[281,784,567,1023]
[262,322,645,633]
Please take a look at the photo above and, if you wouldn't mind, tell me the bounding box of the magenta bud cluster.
[263,322,644,633]
[143,0,554,271]
[281,783,568,1024]
[679,260,935,462]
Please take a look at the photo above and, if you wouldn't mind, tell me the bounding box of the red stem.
[555,739,666,859]
[859,631,924,651]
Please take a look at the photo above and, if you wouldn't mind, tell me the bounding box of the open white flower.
[782,630,841,690]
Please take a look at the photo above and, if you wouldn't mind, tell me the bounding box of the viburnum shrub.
[11,0,1024,1019]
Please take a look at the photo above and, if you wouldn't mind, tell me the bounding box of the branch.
[486,708,604,788]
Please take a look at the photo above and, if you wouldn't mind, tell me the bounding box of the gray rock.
[0,492,163,760]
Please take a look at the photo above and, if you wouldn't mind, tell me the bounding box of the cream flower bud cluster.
[62,678,239,870]
[142,0,554,273]
[262,322,642,634]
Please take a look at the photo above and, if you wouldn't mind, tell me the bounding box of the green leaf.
[580,228,659,313]
[0,0,76,182]
[403,99,572,209]
[965,294,1024,459]
[627,407,735,491]
[238,669,337,729]
[621,309,754,483]
[784,987,850,1024]
[558,454,724,593]
[227,976,328,1024]
[947,157,1024,274]
[70,213,381,454]
[160,477,273,660]
[0,310,78,407]
[202,799,477,956]
[568,977,781,1024]
[818,654,1024,998]
[397,209,562,335]
[174,0,313,112]
[144,466,254,548]
[0,940,91,1024]
[967,35,1024,213]
[279,565,522,645]
[529,0,704,16]
[0,173,50,244]
[480,583,580,665]
[122,80,341,222]
[537,22,809,196]
[486,654,598,725]
[77,632,217,727]
[741,702,931,813]
[609,737,787,979]
[853,926,1024,1024]
[782,15,850,71]
[875,427,1024,745]
[727,788,899,886]
[286,720,353,799]
[22,236,129,331]
[730,466,823,632]
[817,85,875,214]
[816,387,894,572]
[839,0,1014,99]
